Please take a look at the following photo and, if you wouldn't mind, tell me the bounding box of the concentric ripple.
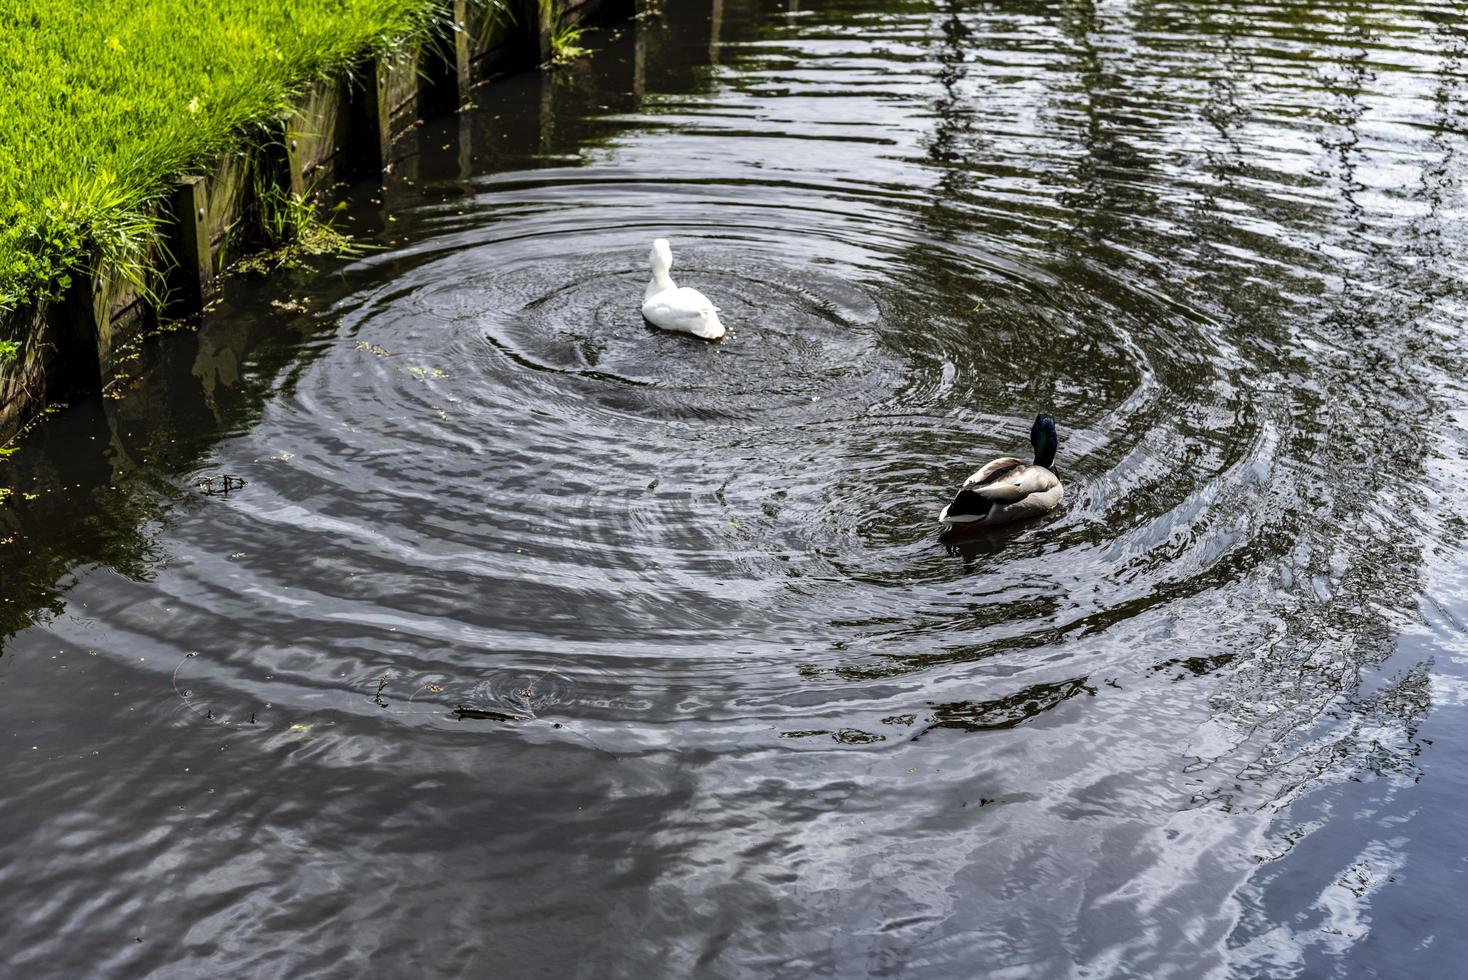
[231,168,1265,734]
[5,0,1468,975]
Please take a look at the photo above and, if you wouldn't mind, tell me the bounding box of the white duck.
[641,238,726,340]
[939,414,1064,528]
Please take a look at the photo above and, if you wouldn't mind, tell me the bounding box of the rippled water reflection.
[4,1,1468,976]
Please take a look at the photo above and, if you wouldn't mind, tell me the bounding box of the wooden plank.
[0,303,56,440]
[464,0,535,83]
[205,150,252,268]
[286,79,351,196]
[375,41,424,163]
[453,0,472,102]
[163,176,211,316]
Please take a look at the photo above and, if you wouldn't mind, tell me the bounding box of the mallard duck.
[641,238,726,340]
[939,414,1063,527]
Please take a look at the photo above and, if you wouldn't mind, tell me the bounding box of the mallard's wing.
[941,458,1022,523]
[970,463,1058,504]
[997,477,1064,521]
[961,457,1024,487]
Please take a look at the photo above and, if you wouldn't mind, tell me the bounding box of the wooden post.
[538,0,553,64]
[374,44,423,166]
[710,0,724,65]
[0,304,53,442]
[50,278,104,398]
[453,0,472,104]
[348,60,386,176]
[203,150,252,273]
[286,79,353,195]
[78,265,151,385]
[375,56,395,167]
[633,0,645,97]
[163,176,212,316]
[284,126,306,198]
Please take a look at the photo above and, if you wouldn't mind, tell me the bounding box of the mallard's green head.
[1031,413,1058,469]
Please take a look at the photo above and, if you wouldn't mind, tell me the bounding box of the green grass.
[539,0,590,65]
[0,0,445,310]
[235,182,366,274]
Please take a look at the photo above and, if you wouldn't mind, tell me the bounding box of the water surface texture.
[4,1,1468,976]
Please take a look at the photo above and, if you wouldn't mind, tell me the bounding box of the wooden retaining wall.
[0,0,632,444]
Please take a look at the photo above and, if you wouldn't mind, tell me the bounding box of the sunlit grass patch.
[540,0,591,65]
[0,0,443,309]
[235,183,368,274]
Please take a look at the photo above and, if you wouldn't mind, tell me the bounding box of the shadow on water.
[4,0,1468,977]
[0,281,341,641]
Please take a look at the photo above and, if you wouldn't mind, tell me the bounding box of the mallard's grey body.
[939,415,1063,527]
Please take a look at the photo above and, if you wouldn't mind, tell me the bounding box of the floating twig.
[195,474,246,496]
[453,705,530,722]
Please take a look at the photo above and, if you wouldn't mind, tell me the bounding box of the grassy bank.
[0,0,445,310]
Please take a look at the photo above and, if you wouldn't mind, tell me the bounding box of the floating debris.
[195,474,246,496]
[407,681,443,703]
[453,704,530,722]
[832,729,885,745]
[780,728,886,744]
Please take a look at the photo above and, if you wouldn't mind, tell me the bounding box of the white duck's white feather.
[641,238,726,340]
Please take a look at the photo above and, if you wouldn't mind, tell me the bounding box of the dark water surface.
[5,1,1468,976]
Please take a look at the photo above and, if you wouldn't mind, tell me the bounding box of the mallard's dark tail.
[940,489,993,523]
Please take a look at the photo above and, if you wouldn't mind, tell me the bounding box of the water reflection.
[919,675,1093,737]
[3,0,1468,976]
